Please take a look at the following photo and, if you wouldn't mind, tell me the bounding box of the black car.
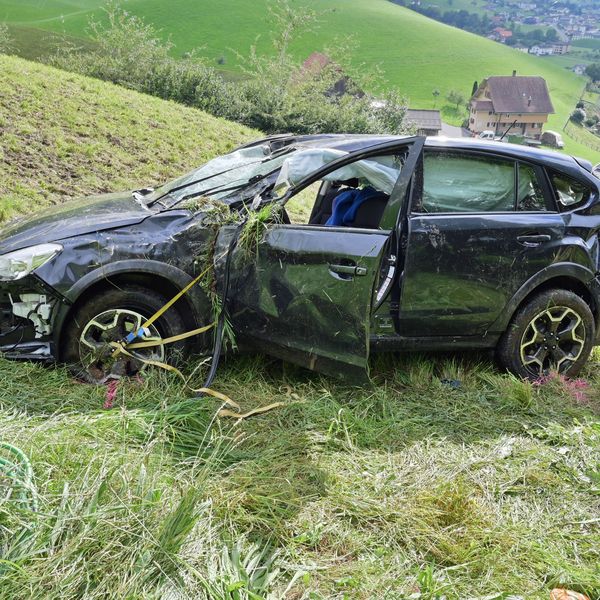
[0,134,599,383]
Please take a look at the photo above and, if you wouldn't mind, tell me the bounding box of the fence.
[564,120,600,153]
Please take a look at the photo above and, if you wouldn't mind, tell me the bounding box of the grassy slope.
[0,55,254,220]
[0,55,599,598]
[1,0,599,162]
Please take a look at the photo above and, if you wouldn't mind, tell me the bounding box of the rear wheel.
[497,288,595,380]
[62,286,187,384]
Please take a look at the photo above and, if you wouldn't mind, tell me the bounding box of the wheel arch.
[492,263,600,336]
[52,260,211,353]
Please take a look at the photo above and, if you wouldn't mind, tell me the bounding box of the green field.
[573,38,600,50]
[0,53,599,599]
[1,0,599,162]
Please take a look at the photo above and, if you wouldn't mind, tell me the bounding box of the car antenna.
[499,119,518,141]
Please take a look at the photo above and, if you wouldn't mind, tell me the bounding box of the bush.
[49,3,411,136]
[0,23,12,54]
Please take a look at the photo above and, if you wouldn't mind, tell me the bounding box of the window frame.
[411,148,557,215]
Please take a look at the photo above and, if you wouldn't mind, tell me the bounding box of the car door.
[397,149,566,337]
[222,138,424,378]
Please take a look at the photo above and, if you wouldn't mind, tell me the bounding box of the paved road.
[441,122,471,137]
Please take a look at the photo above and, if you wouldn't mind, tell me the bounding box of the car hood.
[0,192,152,254]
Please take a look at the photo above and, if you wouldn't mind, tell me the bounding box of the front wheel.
[61,286,187,384]
[497,289,595,380]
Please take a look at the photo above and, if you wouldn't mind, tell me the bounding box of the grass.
[0,54,599,598]
[0,55,256,221]
[1,0,599,162]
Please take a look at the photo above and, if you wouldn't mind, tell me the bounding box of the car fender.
[490,261,599,334]
[52,259,211,350]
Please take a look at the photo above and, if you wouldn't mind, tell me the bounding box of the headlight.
[0,243,63,281]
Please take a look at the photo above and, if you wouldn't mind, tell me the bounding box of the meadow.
[0,54,599,599]
[1,0,599,162]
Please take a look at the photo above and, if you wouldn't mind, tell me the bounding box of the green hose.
[0,442,38,512]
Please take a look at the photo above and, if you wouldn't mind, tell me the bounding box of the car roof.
[240,133,598,187]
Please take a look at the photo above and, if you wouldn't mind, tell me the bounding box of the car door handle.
[329,263,368,277]
[517,234,551,246]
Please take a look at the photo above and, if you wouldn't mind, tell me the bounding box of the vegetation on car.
[0,54,598,599]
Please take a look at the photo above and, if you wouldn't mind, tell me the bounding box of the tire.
[497,288,595,380]
[62,285,187,384]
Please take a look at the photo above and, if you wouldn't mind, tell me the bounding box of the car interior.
[280,150,405,229]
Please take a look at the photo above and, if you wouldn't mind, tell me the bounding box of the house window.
[488,111,493,115]
[470,118,474,124]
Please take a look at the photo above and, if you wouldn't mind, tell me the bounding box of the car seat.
[325,186,389,228]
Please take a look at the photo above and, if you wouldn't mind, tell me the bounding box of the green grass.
[573,39,600,50]
[1,0,599,162]
[0,54,599,599]
[0,55,255,220]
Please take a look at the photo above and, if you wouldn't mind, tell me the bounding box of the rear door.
[397,149,565,337]
[223,138,424,378]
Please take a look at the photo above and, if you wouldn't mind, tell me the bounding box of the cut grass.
[0,55,598,599]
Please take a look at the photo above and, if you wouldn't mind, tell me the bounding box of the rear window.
[550,171,591,210]
[421,153,516,213]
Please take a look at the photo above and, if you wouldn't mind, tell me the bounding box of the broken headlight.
[0,243,62,281]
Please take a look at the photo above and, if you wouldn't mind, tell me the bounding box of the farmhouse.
[468,72,554,139]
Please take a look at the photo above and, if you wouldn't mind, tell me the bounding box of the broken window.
[148,144,298,205]
[278,150,404,229]
[550,171,591,210]
[420,152,516,213]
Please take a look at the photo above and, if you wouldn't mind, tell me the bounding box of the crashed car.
[0,134,599,382]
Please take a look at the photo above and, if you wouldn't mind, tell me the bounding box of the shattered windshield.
[147,144,297,206]
[147,142,403,209]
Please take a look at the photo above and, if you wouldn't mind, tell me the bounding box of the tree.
[570,108,586,124]
[432,88,440,108]
[545,28,558,42]
[585,63,600,82]
[471,80,479,97]
[447,89,466,110]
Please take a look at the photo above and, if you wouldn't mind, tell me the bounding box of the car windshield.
[146,144,297,205]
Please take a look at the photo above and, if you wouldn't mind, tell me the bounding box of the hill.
[0,53,255,220]
[2,0,599,162]
[0,54,599,599]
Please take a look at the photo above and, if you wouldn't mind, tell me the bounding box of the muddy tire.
[62,285,187,384]
[497,288,595,380]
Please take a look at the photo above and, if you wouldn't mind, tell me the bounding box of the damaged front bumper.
[0,276,64,360]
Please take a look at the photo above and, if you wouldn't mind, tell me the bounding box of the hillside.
[2,0,599,162]
[0,55,599,599]
[0,54,255,220]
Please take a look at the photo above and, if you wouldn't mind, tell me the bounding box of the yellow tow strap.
[124,322,215,349]
[106,254,285,420]
[111,262,215,359]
